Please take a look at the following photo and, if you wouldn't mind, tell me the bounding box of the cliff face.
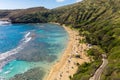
[0,0,120,80]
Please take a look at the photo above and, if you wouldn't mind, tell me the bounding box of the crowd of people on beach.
[47,29,90,80]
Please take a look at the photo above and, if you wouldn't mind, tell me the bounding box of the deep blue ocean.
[0,23,68,80]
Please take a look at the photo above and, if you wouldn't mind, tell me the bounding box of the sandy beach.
[45,23,90,80]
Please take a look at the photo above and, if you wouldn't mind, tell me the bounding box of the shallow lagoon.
[0,23,68,80]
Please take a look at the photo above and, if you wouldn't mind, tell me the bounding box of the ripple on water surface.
[0,23,68,80]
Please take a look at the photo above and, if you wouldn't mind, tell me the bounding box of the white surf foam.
[0,21,11,25]
[4,70,11,74]
[25,32,30,38]
[0,32,32,61]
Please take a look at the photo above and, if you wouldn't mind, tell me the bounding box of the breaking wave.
[0,21,11,25]
[0,32,32,69]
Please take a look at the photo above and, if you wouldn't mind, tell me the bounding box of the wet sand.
[45,23,90,80]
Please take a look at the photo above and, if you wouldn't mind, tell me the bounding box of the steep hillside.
[50,0,120,80]
[0,0,120,80]
[0,7,48,22]
[52,0,120,80]
[0,10,12,18]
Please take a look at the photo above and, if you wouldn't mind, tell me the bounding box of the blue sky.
[0,0,82,9]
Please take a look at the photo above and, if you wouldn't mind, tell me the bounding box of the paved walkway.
[89,54,108,80]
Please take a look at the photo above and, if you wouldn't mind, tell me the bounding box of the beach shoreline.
[44,23,90,80]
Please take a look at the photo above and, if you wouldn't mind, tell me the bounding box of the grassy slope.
[48,0,120,80]
[50,0,120,80]
[48,0,120,79]
[1,0,120,80]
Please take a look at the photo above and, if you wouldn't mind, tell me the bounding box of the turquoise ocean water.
[0,23,68,80]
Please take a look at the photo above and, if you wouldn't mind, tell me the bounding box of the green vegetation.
[1,0,120,79]
[0,7,48,22]
[71,61,102,80]
[71,46,103,80]
[49,0,120,79]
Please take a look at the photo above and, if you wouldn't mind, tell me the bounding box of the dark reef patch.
[14,42,57,62]
[10,67,45,80]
